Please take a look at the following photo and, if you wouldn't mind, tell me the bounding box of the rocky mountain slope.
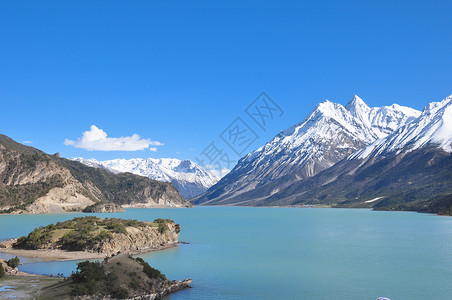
[72,157,218,199]
[201,95,452,215]
[0,135,192,213]
[195,95,420,205]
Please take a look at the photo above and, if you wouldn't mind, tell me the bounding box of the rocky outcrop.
[26,183,95,214]
[82,203,125,213]
[0,258,20,276]
[95,222,180,255]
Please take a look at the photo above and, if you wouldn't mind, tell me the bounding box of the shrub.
[0,264,4,278]
[7,256,20,268]
[106,223,127,234]
[70,261,106,296]
[157,223,166,234]
[13,228,52,249]
[111,287,129,299]
[135,257,165,280]
[129,277,140,289]
[60,230,93,251]
[71,261,106,283]
[96,230,113,241]
[71,280,98,296]
[154,218,170,224]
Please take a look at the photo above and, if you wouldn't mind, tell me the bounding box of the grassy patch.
[50,229,73,242]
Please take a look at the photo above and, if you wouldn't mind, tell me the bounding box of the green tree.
[7,256,20,268]
[135,257,165,280]
[70,261,106,296]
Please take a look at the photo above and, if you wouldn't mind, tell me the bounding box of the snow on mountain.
[71,157,220,199]
[346,95,421,139]
[249,95,420,168]
[196,95,420,204]
[260,94,452,211]
[355,94,452,159]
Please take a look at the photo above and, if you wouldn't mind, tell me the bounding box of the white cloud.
[149,147,157,152]
[64,125,164,152]
[204,165,231,179]
[22,141,33,144]
[149,141,164,146]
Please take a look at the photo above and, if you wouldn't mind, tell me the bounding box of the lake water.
[1,207,452,299]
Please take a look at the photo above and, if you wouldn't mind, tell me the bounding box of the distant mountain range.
[0,135,192,214]
[71,157,219,199]
[195,95,452,215]
[2,93,450,215]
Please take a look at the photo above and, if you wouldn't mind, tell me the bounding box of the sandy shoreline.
[0,240,179,262]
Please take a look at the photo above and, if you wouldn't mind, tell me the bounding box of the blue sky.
[1,0,451,169]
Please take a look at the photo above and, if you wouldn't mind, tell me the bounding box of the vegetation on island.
[38,254,191,299]
[13,216,177,251]
[7,256,20,268]
[70,256,165,297]
[0,256,20,278]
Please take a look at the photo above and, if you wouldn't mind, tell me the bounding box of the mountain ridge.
[196,94,452,215]
[195,95,421,205]
[71,157,219,199]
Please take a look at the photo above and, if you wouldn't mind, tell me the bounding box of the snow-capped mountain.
[346,95,420,139]
[251,94,452,212]
[71,157,219,199]
[195,95,420,205]
[354,94,452,159]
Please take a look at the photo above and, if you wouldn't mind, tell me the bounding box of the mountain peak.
[354,94,452,159]
[422,94,452,115]
[345,95,370,114]
[315,99,343,116]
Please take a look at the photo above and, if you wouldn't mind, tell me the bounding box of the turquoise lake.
[1,207,452,299]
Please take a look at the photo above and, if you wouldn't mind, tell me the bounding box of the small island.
[0,216,181,260]
[39,254,191,299]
